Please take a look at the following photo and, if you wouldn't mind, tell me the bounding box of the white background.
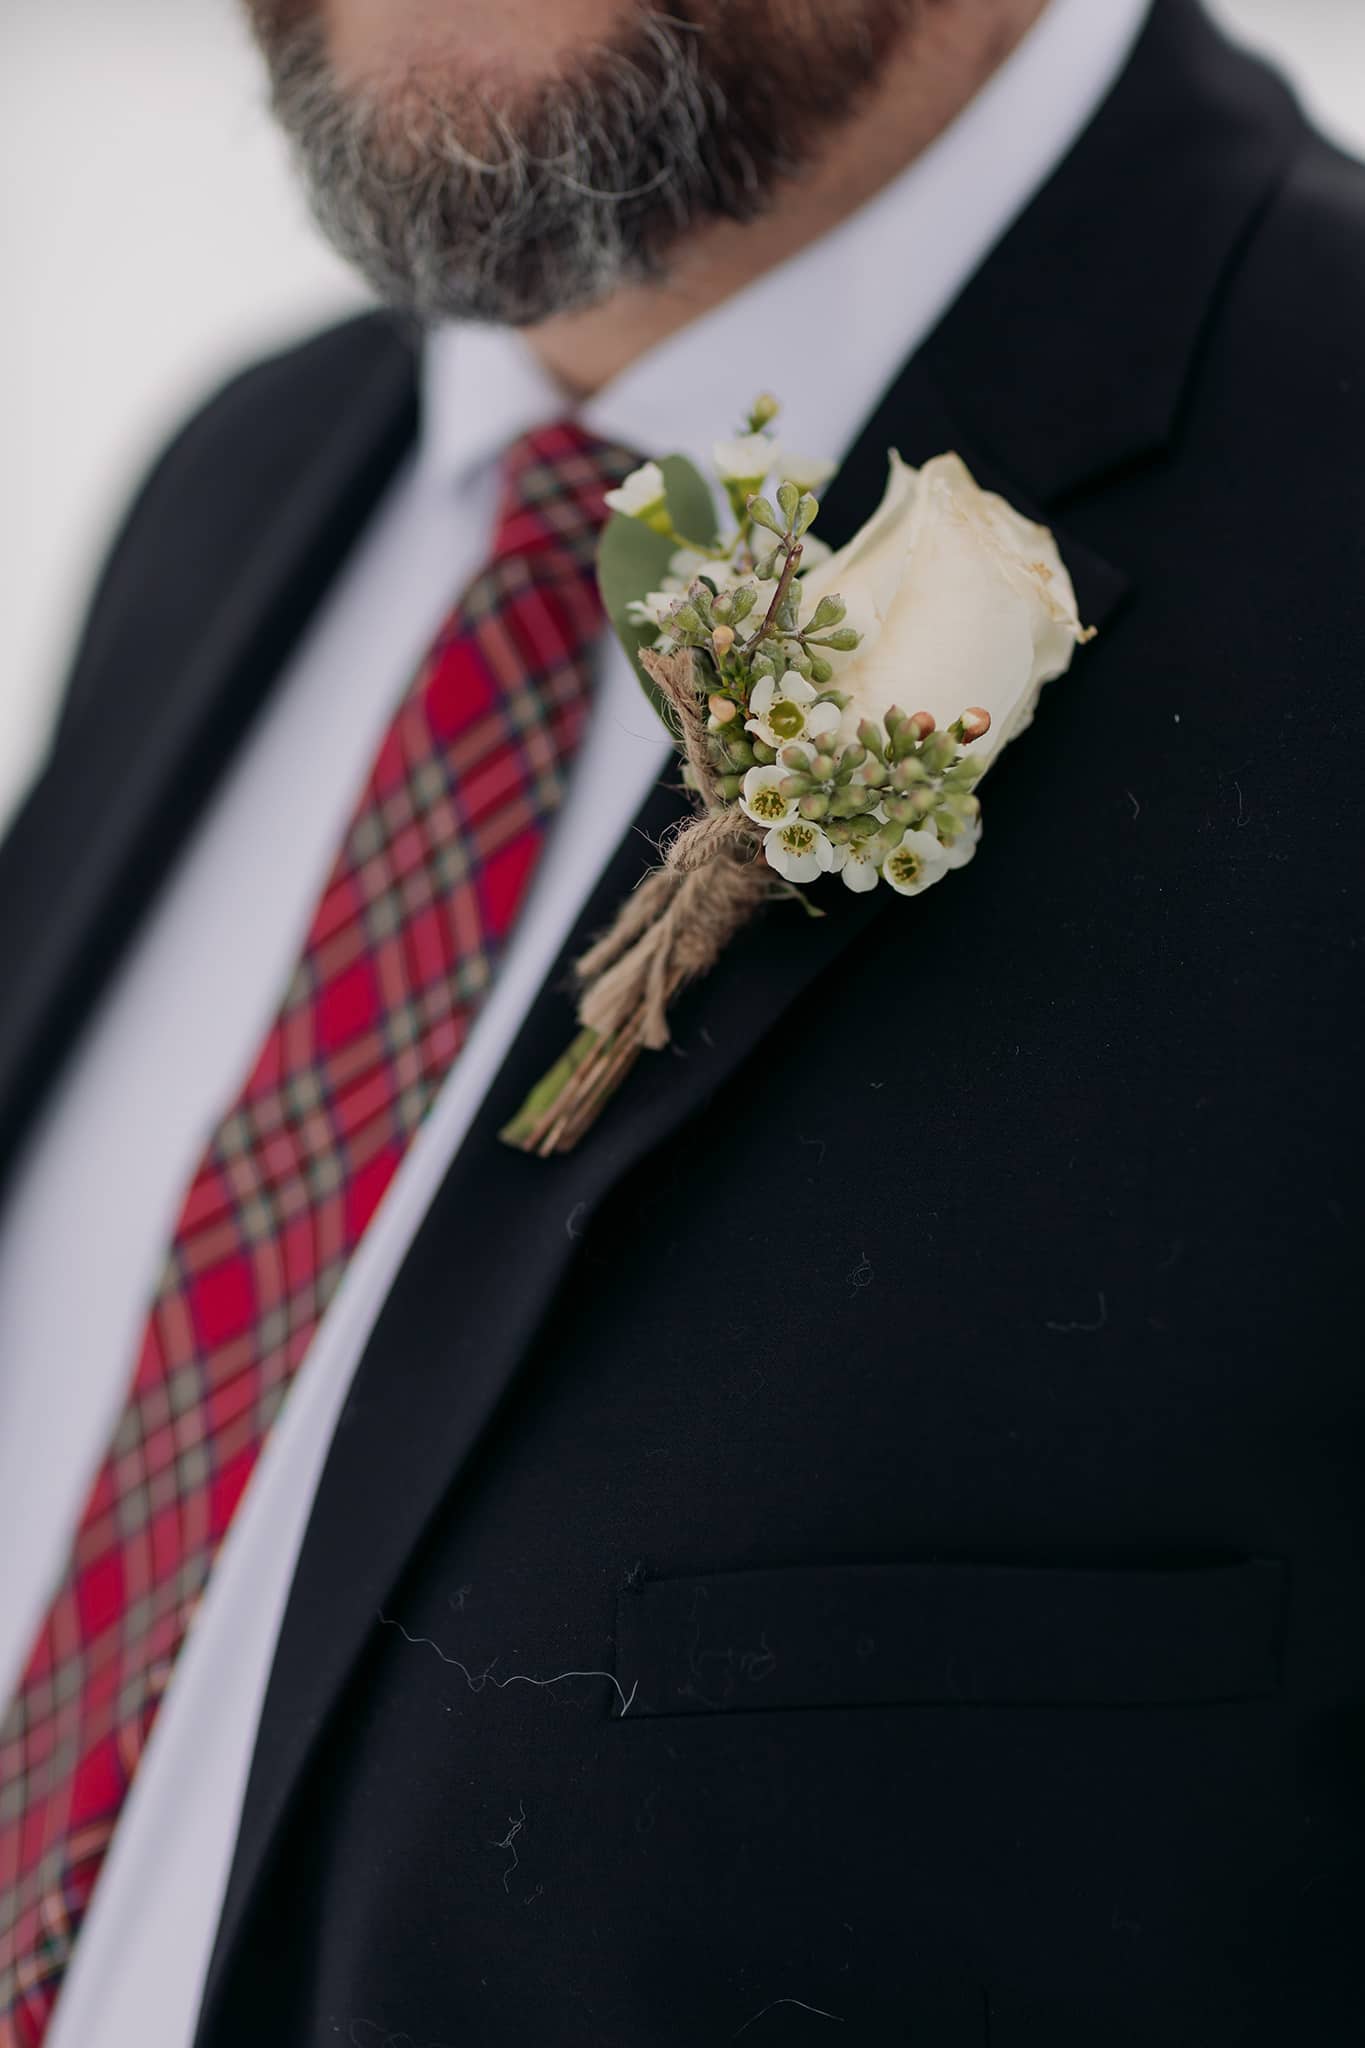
[2,0,1362,830]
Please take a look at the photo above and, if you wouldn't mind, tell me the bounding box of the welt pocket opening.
[614,1557,1287,1718]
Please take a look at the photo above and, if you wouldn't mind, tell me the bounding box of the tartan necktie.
[0,418,638,2045]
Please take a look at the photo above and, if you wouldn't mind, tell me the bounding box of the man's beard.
[247,1,919,328]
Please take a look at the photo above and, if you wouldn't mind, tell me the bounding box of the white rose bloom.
[881,829,950,898]
[745,670,842,753]
[739,765,798,829]
[797,451,1091,768]
[763,819,830,884]
[714,433,777,486]
[604,460,669,529]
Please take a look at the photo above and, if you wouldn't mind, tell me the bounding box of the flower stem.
[756,539,803,646]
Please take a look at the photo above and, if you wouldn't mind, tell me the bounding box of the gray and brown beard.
[245,0,920,327]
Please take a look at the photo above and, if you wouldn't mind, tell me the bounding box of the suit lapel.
[0,320,418,1192]
[197,0,1304,2015]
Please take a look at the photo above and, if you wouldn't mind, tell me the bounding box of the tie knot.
[491,419,643,571]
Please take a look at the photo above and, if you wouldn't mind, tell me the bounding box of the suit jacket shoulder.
[1209,130,1365,453]
[54,311,416,743]
[1147,126,1365,752]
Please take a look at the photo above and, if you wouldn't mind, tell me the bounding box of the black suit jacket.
[4,4,1363,2041]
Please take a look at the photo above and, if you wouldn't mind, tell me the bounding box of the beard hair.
[248,0,919,328]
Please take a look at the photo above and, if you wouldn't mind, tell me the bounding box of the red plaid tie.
[0,419,637,2043]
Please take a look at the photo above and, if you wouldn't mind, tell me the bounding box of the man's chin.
[251,0,919,329]
[253,0,626,91]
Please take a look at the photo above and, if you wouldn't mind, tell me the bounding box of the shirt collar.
[420,0,1151,488]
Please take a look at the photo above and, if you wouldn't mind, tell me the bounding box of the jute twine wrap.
[509,649,783,1155]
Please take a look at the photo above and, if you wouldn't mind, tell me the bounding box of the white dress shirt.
[0,2,1149,2039]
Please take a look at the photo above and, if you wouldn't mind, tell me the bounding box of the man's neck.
[525,0,1050,400]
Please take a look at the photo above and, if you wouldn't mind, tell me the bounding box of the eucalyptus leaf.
[597,452,719,723]
[659,452,718,553]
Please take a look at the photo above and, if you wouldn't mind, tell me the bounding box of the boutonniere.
[503,396,1094,1155]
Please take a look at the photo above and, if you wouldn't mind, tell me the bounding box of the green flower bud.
[673,604,704,636]
[776,479,802,526]
[755,547,783,582]
[830,786,873,818]
[955,705,992,744]
[939,791,981,830]
[839,743,868,772]
[779,744,813,772]
[810,752,837,780]
[717,773,744,802]
[857,718,886,758]
[747,496,784,535]
[849,812,882,843]
[909,785,939,816]
[748,393,780,430]
[799,791,830,821]
[807,594,847,631]
[794,492,820,537]
[858,760,888,788]
[816,627,861,653]
[729,585,758,621]
[780,773,813,800]
[825,819,854,845]
[921,731,957,775]
[751,740,777,766]
[724,738,756,770]
[882,792,918,825]
[892,755,929,788]
[808,656,834,685]
[876,818,906,853]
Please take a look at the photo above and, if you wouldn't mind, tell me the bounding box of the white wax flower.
[669,544,714,582]
[780,452,838,493]
[797,451,1090,767]
[739,765,798,829]
[763,819,831,883]
[714,434,777,486]
[625,589,677,627]
[821,841,882,893]
[940,812,983,869]
[605,461,670,531]
[881,829,950,897]
[745,670,841,753]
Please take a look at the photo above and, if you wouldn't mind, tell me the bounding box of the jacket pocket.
[615,1557,1286,1717]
